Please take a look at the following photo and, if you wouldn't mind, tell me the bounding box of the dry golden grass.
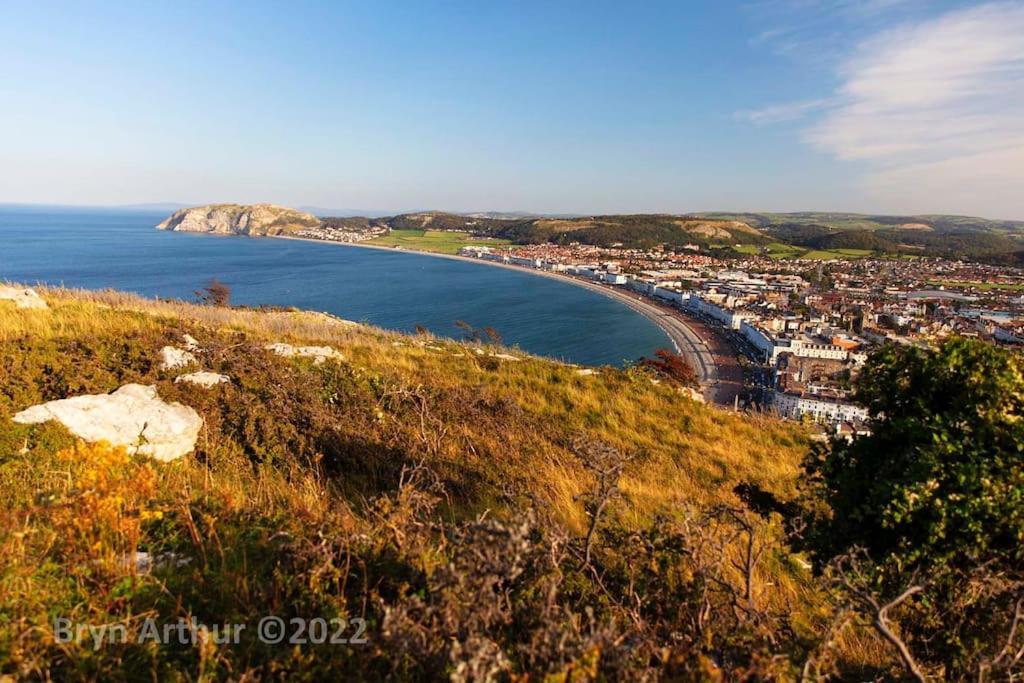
[2,285,809,521]
[0,286,898,678]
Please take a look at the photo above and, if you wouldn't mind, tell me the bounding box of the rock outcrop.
[159,346,196,370]
[156,204,321,236]
[265,342,344,365]
[13,384,203,462]
[0,286,48,310]
[175,372,230,388]
[681,387,705,403]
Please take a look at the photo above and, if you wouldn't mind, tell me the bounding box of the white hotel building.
[771,391,869,424]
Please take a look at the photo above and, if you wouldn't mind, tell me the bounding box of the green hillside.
[350,211,770,249]
[695,211,1024,235]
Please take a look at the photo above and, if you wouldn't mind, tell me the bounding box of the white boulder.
[181,334,201,351]
[680,387,705,403]
[265,342,344,365]
[175,372,230,388]
[0,286,48,310]
[13,384,203,462]
[159,346,196,370]
[129,551,191,574]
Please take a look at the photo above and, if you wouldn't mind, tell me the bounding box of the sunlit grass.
[366,228,511,255]
[0,286,891,677]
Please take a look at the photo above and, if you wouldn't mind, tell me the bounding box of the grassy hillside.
[0,289,898,679]
[701,212,1024,262]
[350,212,770,250]
[503,215,768,248]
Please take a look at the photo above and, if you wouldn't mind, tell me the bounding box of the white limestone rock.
[265,342,344,365]
[127,551,191,575]
[175,372,230,388]
[680,387,705,403]
[13,384,203,462]
[160,346,196,370]
[0,286,48,310]
[156,204,321,236]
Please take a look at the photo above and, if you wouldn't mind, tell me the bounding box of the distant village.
[457,242,1024,433]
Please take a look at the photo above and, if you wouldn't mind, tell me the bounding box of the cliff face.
[156,204,321,236]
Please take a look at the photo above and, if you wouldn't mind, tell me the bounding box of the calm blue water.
[0,207,669,366]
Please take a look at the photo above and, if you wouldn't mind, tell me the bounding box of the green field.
[803,248,873,260]
[801,249,872,260]
[765,242,802,259]
[367,229,511,255]
[735,243,873,260]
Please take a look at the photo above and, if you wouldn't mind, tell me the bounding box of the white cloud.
[745,0,926,60]
[735,98,830,125]
[748,2,1024,217]
[813,2,1024,216]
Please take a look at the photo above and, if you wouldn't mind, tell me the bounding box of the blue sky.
[1,1,1021,218]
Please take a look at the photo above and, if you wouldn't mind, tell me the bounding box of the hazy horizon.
[2,1,1022,219]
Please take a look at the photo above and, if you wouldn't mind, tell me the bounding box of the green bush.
[803,337,1024,678]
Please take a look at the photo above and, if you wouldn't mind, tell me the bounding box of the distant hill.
[464,211,584,220]
[695,211,1024,236]
[694,212,1024,263]
[354,211,769,249]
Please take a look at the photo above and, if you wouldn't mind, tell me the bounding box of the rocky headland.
[156,203,321,236]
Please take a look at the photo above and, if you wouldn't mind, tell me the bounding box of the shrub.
[195,279,231,307]
[802,337,1024,679]
[638,348,699,388]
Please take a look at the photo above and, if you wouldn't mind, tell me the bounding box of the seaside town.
[151,201,1024,437]
[456,242,1024,434]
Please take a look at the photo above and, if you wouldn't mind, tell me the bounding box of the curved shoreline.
[271,235,720,391]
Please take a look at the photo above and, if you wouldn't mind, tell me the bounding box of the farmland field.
[367,229,511,255]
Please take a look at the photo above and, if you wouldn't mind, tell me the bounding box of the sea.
[0,206,670,367]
